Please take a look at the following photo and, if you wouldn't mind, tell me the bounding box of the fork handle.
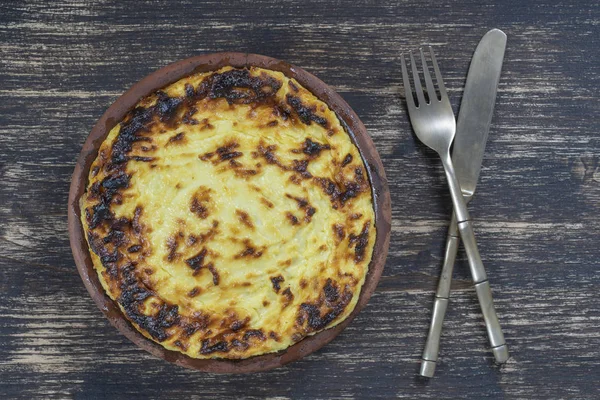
[420,212,460,377]
[441,153,509,363]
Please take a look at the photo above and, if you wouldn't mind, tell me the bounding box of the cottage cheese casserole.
[80,66,376,359]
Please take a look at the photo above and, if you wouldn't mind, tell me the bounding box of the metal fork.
[401,47,508,374]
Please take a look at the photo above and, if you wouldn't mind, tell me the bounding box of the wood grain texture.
[1,0,599,398]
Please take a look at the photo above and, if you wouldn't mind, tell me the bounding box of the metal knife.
[420,29,508,378]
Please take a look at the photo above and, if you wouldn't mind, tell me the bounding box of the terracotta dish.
[68,53,391,373]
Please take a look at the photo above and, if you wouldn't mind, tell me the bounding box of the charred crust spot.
[287,194,308,208]
[217,142,242,161]
[87,232,118,277]
[286,94,328,127]
[173,340,188,350]
[190,199,209,219]
[182,106,198,125]
[291,159,312,178]
[155,91,183,123]
[260,197,274,208]
[129,155,155,162]
[243,329,266,341]
[279,259,292,267]
[339,182,361,205]
[342,153,353,167]
[266,120,278,127]
[300,279,308,289]
[254,143,286,170]
[282,287,294,307]
[291,333,304,342]
[333,223,346,242]
[323,278,340,305]
[231,339,249,350]
[269,331,281,341]
[234,168,258,178]
[110,90,185,165]
[230,318,249,332]
[167,132,185,144]
[190,187,212,219]
[103,229,126,246]
[208,264,220,285]
[272,104,291,121]
[132,206,143,234]
[201,142,242,166]
[355,167,365,183]
[182,314,210,337]
[184,83,195,98]
[87,172,130,229]
[270,275,284,293]
[315,173,365,208]
[315,177,341,208]
[301,138,331,157]
[234,239,264,259]
[166,235,180,262]
[350,213,363,220]
[286,193,317,222]
[288,81,299,92]
[263,300,270,307]
[200,339,229,355]
[235,209,254,230]
[297,285,352,332]
[188,287,201,298]
[127,244,142,253]
[289,175,301,185]
[119,264,179,342]
[209,68,282,105]
[286,212,299,225]
[349,221,371,263]
[185,248,219,284]
[187,221,219,247]
[200,118,214,130]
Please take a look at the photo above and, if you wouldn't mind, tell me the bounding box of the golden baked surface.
[81,66,375,359]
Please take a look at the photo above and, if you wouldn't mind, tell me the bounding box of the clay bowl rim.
[67,52,391,374]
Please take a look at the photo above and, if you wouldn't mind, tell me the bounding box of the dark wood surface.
[1,1,599,398]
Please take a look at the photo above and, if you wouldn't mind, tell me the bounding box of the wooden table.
[1,1,599,398]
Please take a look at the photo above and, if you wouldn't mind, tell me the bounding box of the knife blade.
[420,29,507,378]
[453,28,507,198]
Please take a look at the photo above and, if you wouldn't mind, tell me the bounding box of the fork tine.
[428,46,448,99]
[400,54,416,110]
[409,52,426,106]
[420,47,437,102]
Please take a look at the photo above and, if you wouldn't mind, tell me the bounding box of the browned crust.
[68,53,391,374]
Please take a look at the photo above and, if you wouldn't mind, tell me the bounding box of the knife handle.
[420,213,459,377]
[440,154,509,365]
[458,219,509,363]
